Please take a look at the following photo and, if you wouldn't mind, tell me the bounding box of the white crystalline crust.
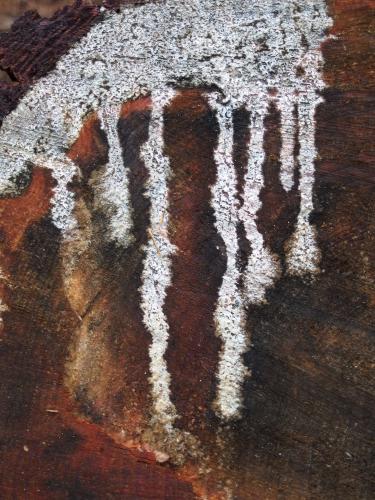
[140,89,178,429]
[208,95,248,420]
[239,96,282,306]
[0,0,332,422]
[97,105,134,246]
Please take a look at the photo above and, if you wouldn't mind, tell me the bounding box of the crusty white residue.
[139,88,178,430]
[0,0,332,422]
[97,105,134,246]
[209,95,248,420]
[285,92,323,275]
[278,92,297,193]
[240,95,281,305]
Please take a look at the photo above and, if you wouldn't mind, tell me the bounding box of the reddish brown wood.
[164,90,223,432]
[0,1,374,499]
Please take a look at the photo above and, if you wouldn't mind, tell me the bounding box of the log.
[0,1,374,498]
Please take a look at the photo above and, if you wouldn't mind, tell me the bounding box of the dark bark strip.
[164,90,225,432]
[232,106,251,275]
[257,101,300,265]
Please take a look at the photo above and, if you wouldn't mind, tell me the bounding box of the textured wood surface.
[0,1,374,499]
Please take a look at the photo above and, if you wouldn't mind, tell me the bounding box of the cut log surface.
[0,1,374,498]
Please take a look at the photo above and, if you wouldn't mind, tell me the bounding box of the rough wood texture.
[0,1,77,33]
[0,1,374,499]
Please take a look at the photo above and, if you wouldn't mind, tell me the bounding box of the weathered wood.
[0,1,374,498]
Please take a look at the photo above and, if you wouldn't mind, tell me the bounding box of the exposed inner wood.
[0,1,374,498]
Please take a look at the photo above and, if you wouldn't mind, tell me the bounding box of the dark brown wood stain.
[164,90,224,432]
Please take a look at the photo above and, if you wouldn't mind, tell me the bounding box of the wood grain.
[0,1,374,498]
